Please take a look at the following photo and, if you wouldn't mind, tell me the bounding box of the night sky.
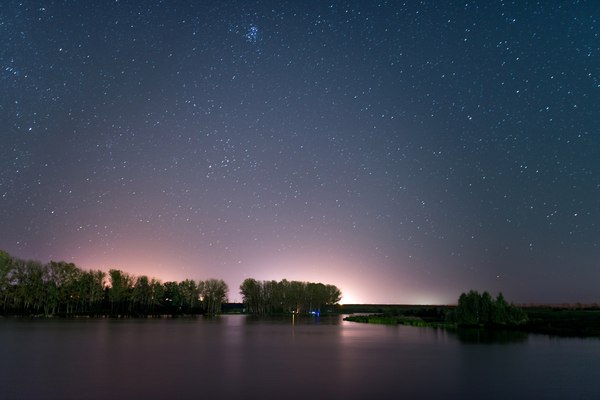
[1,1,598,304]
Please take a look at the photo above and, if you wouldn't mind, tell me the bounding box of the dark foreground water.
[1,316,599,400]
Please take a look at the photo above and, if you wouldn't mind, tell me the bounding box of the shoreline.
[343,308,600,339]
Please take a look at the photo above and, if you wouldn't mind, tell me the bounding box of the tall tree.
[49,261,83,314]
[480,291,493,325]
[0,250,12,311]
[240,278,342,315]
[132,275,151,314]
[179,279,200,313]
[108,269,134,314]
[453,290,527,327]
[326,284,342,306]
[149,278,164,314]
[240,278,260,314]
[162,281,183,312]
[87,270,106,313]
[201,279,228,315]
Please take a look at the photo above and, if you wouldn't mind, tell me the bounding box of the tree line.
[446,290,528,327]
[0,250,227,316]
[239,278,342,315]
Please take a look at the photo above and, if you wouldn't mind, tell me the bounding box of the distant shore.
[341,304,600,338]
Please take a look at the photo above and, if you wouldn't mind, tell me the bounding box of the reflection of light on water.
[340,316,392,345]
[221,314,245,327]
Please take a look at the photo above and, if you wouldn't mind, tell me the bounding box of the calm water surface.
[1,315,598,399]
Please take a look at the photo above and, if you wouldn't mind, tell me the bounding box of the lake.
[1,315,598,399]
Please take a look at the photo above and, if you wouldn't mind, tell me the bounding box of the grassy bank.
[343,314,452,329]
[520,308,600,337]
[343,305,600,338]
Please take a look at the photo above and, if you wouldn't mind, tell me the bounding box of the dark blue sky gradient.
[1,1,598,303]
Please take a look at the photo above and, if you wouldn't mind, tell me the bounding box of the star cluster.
[1,1,598,304]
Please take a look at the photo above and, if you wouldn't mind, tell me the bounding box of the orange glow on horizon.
[61,245,446,304]
[339,291,359,305]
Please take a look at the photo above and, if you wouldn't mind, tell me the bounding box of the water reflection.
[452,327,528,344]
[0,318,598,399]
[242,314,339,325]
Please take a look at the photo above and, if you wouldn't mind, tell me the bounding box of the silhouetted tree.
[149,278,164,314]
[453,290,527,327]
[79,269,105,314]
[49,261,84,314]
[1,250,347,318]
[239,278,342,315]
[326,284,342,306]
[162,281,183,312]
[240,278,261,314]
[179,279,201,313]
[132,275,152,314]
[108,269,134,314]
[0,250,11,311]
[480,291,493,325]
[201,279,228,315]
[18,260,45,313]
